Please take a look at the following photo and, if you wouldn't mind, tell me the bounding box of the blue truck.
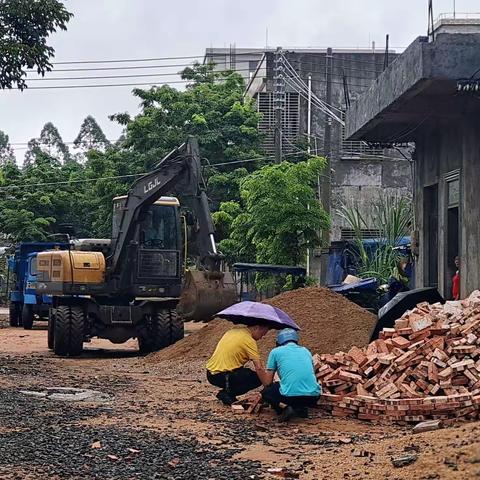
[8,242,68,329]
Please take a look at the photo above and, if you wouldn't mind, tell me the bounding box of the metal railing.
[436,12,480,21]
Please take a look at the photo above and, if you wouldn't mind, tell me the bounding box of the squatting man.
[206,324,321,421]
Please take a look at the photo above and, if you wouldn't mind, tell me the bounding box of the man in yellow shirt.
[206,324,270,405]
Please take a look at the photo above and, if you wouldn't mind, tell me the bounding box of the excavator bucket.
[177,270,238,321]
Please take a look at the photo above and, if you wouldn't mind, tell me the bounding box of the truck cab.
[8,242,69,329]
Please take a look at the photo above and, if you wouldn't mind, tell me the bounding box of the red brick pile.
[316,291,480,424]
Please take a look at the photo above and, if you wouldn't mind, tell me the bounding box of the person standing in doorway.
[452,256,460,300]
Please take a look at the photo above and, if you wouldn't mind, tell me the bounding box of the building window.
[257,92,300,156]
[340,228,382,240]
[447,177,460,207]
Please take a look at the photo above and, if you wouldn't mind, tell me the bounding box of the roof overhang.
[346,33,480,142]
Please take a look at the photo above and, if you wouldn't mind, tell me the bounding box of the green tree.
[111,63,263,173]
[222,157,330,266]
[74,115,111,152]
[0,150,87,241]
[0,130,15,165]
[0,0,73,90]
[24,122,71,165]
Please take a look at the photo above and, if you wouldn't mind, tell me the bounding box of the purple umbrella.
[217,301,300,330]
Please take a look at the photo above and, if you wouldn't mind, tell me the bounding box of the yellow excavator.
[36,137,237,356]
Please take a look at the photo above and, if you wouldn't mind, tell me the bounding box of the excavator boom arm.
[109,137,216,275]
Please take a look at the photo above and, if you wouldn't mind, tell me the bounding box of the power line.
[0,151,311,191]
[27,71,193,82]
[12,80,190,90]
[48,55,205,65]
[26,62,208,74]
[24,67,378,85]
[45,51,266,66]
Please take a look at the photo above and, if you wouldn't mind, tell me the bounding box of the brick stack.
[316,291,480,423]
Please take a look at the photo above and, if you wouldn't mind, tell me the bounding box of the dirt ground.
[0,315,479,479]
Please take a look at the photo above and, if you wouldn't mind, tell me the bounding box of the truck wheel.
[138,310,170,354]
[47,312,55,350]
[169,310,184,343]
[22,304,34,330]
[53,306,84,357]
[9,303,21,327]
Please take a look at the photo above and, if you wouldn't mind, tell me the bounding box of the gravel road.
[0,317,479,479]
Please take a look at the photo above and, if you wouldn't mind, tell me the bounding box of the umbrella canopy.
[217,301,300,330]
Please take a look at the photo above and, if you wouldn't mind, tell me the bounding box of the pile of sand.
[147,287,376,363]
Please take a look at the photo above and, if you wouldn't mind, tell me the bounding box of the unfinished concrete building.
[242,48,412,247]
[346,19,480,298]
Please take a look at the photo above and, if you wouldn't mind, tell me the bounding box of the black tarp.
[370,287,445,341]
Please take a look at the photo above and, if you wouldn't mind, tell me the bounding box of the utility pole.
[274,47,285,164]
[306,73,312,276]
[307,74,312,154]
[384,34,390,71]
[319,47,333,285]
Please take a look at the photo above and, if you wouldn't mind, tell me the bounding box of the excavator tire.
[138,310,170,354]
[53,306,84,357]
[170,310,184,343]
[47,311,55,350]
[22,304,34,330]
[138,309,184,353]
[9,303,21,327]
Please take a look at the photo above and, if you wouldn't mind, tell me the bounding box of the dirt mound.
[259,287,376,356]
[147,287,376,363]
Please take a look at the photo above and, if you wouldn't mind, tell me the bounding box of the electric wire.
[281,56,345,123]
[23,64,381,84]
[0,151,311,191]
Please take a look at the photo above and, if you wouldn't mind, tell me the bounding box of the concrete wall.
[272,51,413,240]
[414,116,480,298]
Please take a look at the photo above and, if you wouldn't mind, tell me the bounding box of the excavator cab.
[113,195,237,321]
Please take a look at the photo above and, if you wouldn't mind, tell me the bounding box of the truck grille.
[138,250,179,278]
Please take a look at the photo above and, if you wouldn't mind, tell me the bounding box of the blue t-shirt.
[266,343,321,397]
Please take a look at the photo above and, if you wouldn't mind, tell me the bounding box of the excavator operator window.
[140,205,177,250]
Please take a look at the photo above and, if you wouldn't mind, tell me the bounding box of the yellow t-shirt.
[206,327,260,374]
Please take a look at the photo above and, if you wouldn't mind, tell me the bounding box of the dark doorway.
[445,174,460,298]
[424,184,438,287]
[446,206,459,298]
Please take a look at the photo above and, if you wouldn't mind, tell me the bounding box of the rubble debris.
[391,454,418,467]
[232,392,263,415]
[266,467,300,478]
[352,449,372,458]
[317,291,480,423]
[19,387,112,403]
[413,420,442,434]
[231,404,246,414]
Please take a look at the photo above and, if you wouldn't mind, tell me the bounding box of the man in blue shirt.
[262,328,321,422]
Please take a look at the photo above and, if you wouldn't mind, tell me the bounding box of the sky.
[0,0,478,163]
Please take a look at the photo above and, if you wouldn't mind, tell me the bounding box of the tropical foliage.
[337,194,412,283]
[0,64,266,242]
[217,157,330,266]
[0,0,73,90]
